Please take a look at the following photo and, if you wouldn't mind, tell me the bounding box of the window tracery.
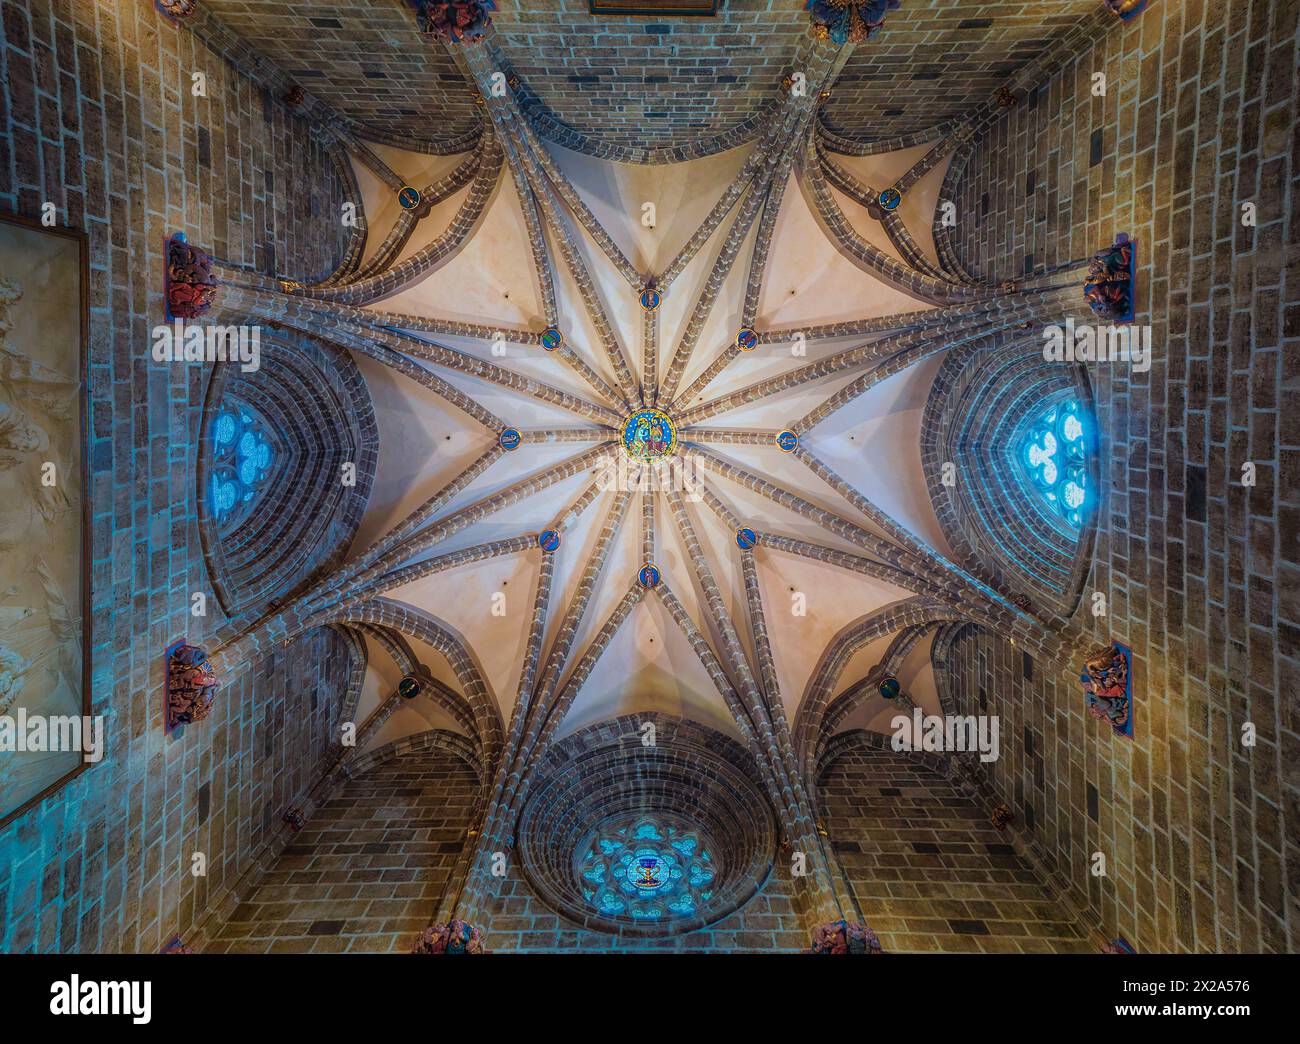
[1019,399,1091,528]
[210,408,276,524]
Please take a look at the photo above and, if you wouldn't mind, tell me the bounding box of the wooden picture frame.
[589,1,719,15]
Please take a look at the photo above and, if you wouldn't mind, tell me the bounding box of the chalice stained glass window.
[1019,399,1091,529]
[210,408,276,523]
[577,816,715,921]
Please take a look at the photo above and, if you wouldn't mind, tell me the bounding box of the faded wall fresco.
[0,219,85,824]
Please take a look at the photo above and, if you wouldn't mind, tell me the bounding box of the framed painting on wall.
[0,212,91,829]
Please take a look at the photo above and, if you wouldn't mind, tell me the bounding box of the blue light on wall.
[210,409,275,524]
[1019,399,1091,529]
[576,816,715,922]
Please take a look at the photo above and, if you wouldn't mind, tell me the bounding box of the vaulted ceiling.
[341,133,960,751]
[199,0,1102,936]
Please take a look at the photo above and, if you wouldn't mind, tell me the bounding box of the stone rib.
[686,451,1046,644]
[370,537,538,601]
[315,144,369,287]
[519,429,614,445]
[530,582,644,766]
[345,151,482,285]
[674,142,800,406]
[366,446,613,592]
[794,446,1020,613]
[641,489,656,563]
[513,110,641,290]
[739,550,854,918]
[801,132,1003,305]
[465,75,639,403]
[494,124,560,323]
[794,597,955,787]
[642,305,657,406]
[816,116,958,157]
[217,286,623,425]
[682,290,1073,425]
[473,491,632,875]
[521,159,640,404]
[652,582,786,813]
[664,490,818,838]
[489,119,627,406]
[681,428,772,445]
[288,132,503,305]
[659,108,804,403]
[300,598,505,777]
[817,623,928,754]
[353,623,480,747]
[654,141,767,287]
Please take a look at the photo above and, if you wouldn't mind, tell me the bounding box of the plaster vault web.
[202,32,1101,939]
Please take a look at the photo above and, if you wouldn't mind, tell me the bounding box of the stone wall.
[819,737,1089,953]
[947,0,1297,953]
[0,0,352,952]
[199,1,1104,160]
[208,735,808,953]
[481,849,805,953]
[207,747,477,953]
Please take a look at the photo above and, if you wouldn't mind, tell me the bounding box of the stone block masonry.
[820,738,1090,953]
[207,749,478,953]
[948,0,1298,953]
[0,0,352,952]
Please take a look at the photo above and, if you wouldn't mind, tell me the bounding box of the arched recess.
[795,597,974,794]
[514,713,780,938]
[339,727,483,789]
[921,338,1099,619]
[813,728,1087,954]
[208,731,480,955]
[296,599,505,782]
[197,334,379,618]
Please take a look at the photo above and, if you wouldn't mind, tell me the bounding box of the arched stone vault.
[1,0,1287,963]
[188,8,1120,951]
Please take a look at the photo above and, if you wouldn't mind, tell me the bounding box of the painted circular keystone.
[398,676,423,700]
[538,529,561,553]
[621,407,677,466]
[638,563,661,589]
[397,185,422,210]
[878,675,901,700]
[540,326,564,352]
[775,429,799,452]
[735,527,758,550]
[878,187,902,212]
[639,287,662,312]
[498,427,522,451]
[736,327,759,352]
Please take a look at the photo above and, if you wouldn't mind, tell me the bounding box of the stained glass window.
[576,815,715,922]
[210,408,276,524]
[1019,399,1091,528]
